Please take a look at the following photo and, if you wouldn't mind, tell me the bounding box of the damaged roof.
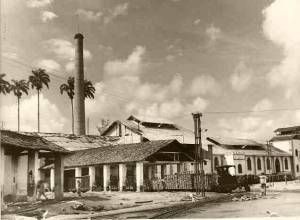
[23,132,120,151]
[1,130,69,153]
[99,115,196,144]
[64,139,180,167]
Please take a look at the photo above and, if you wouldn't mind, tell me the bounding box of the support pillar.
[253,156,257,175]
[0,145,5,214]
[156,165,162,179]
[166,164,171,175]
[208,145,213,174]
[50,168,55,191]
[54,154,64,200]
[136,162,144,192]
[119,164,127,191]
[27,150,40,199]
[89,166,95,191]
[263,156,266,174]
[75,167,82,190]
[103,165,110,191]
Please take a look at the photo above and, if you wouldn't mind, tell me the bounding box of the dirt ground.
[2,191,220,219]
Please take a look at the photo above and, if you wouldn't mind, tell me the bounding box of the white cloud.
[77,9,102,21]
[252,98,273,111]
[26,0,53,8]
[86,46,209,123]
[41,11,58,22]
[166,54,175,62]
[65,61,75,72]
[205,24,221,42]
[36,59,61,71]
[104,46,145,80]
[229,61,253,92]
[263,0,300,98]
[188,74,220,96]
[0,94,66,132]
[2,52,18,60]
[104,3,129,24]
[43,38,92,61]
[194,18,201,25]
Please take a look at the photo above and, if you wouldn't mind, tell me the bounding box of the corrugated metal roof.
[64,139,179,167]
[270,134,300,142]
[274,125,300,133]
[1,130,69,153]
[23,132,120,151]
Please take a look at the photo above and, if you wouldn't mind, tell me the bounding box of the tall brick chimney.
[74,33,85,135]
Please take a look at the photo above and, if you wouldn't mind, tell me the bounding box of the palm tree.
[59,77,95,134]
[0,73,11,94]
[10,80,29,132]
[60,77,75,134]
[28,68,50,132]
[84,80,96,99]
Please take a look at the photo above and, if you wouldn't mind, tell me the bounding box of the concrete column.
[0,145,5,212]
[75,167,82,190]
[103,165,110,191]
[136,162,144,192]
[54,154,64,200]
[50,168,55,191]
[89,166,95,191]
[253,156,257,175]
[172,164,177,174]
[263,156,266,174]
[166,164,171,175]
[119,164,127,191]
[28,150,40,198]
[208,145,213,174]
[156,165,162,179]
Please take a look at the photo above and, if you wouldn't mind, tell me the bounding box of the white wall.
[105,123,142,144]
[292,140,300,177]
[4,155,14,196]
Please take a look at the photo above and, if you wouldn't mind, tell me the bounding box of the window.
[238,164,243,174]
[214,157,219,169]
[257,158,262,170]
[247,158,252,171]
[296,149,299,157]
[285,158,289,170]
[267,158,271,170]
[297,165,299,173]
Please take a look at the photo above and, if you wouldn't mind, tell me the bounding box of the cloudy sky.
[1,0,300,141]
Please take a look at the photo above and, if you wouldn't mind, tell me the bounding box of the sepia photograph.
[1,0,300,219]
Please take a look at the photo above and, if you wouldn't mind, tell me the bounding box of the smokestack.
[74,33,85,135]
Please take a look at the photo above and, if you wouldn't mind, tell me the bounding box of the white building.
[270,125,300,177]
[207,137,292,176]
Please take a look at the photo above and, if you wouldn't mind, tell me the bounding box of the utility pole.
[192,113,205,197]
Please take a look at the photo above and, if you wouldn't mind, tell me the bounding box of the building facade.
[270,125,300,177]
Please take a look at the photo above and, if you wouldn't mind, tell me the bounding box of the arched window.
[214,157,219,169]
[297,165,299,173]
[257,158,262,170]
[247,158,252,171]
[296,149,299,157]
[284,158,289,170]
[238,164,243,174]
[267,158,271,170]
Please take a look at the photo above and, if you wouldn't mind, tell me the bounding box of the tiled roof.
[23,132,120,151]
[64,139,179,167]
[1,130,69,153]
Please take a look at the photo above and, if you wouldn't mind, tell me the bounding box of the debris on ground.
[266,210,279,217]
[231,194,263,202]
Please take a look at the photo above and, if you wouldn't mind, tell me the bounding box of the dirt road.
[171,192,300,218]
